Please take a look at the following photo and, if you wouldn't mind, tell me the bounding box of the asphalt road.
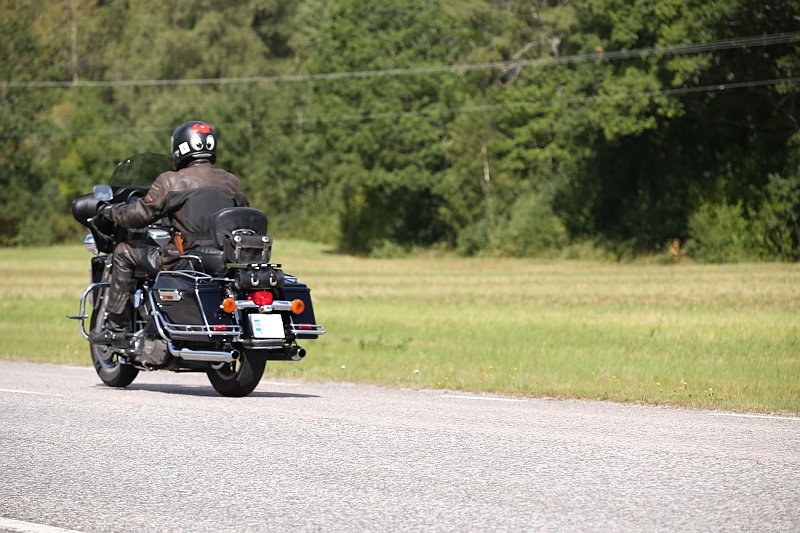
[0,360,797,532]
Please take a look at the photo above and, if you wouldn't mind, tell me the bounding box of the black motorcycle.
[69,153,324,397]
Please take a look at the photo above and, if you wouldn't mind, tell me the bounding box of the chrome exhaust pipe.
[169,344,235,363]
[291,346,306,361]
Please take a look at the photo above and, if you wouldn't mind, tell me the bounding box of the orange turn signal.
[291,299,305,315]
[221,298,237,313]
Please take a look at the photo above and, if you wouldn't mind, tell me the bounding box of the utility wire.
[3,31,800,89]
[3,76,797,139]
[258,76,800,126]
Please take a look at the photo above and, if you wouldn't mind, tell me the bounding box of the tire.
[89,286,139,388]
[206,350,266,397]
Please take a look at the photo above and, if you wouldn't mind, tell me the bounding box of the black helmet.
[171,120,217,170]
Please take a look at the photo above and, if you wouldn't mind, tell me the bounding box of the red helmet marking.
[192,123,211,134]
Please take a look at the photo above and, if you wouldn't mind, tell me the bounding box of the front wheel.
[206,350,266,397]
[89,288,139,388]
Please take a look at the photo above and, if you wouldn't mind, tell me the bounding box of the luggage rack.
[161,322,242,337]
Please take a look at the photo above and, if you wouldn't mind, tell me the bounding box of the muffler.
[290,346,306,361]
[169,344,238,363]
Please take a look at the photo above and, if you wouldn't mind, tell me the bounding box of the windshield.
[110,153,173,186]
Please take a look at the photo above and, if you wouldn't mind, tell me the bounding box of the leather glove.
[97,203,114,221]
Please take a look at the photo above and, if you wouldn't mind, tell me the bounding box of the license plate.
[250,314,285,339]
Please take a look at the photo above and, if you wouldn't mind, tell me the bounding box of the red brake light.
[248,291,273,306]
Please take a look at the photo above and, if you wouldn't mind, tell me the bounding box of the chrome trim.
[241,339,285,348]
[162,323,241,337]
[147,228,171,248]
[156,269,213,282]
[224,262,282,269]
[157,289,182,302]
[290,323,326,336]
[168,343,236,363]
[232,300,258,309]
[178,254,205,272]
[68,282,110,340]
[147,291,172,343]
[270,300,294,312]
[229,299,293,313]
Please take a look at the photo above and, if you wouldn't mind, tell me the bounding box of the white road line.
[0,389,54,396]
[0,517,84,533]
[440,394,526,403]
[712,412,799,422]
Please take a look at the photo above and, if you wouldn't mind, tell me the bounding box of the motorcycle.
[69,153,325,397]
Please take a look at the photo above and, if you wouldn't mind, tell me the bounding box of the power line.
[260,76,800,126]
[3,76,797,139]
[3,31,800,89]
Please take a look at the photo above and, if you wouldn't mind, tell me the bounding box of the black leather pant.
[106,242,162,316]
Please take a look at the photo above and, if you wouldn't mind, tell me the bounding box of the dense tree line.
[2,0,799,261]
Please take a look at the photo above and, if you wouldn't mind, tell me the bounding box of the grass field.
[1,243,798,413]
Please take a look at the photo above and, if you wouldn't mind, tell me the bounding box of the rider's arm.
[108,172,171,228]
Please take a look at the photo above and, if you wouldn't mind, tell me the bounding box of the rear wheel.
[89,286,139,388]
[206,350,266,397]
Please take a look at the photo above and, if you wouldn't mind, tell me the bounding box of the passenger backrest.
[210,207,268,249]
[210,207,271,264]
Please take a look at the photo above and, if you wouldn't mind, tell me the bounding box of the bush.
[368,239,409,259]
[456,194,567,258]
[750,173,800,261]
[456,220,490,256]
[491,193,567,257]
[686,202,751,263]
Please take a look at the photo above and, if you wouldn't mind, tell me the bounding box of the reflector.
[221,298,236,313]
[291,299,305,315]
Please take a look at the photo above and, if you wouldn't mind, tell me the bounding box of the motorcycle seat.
[175,246,226,276]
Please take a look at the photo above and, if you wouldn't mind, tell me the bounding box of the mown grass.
[1,243,798,413]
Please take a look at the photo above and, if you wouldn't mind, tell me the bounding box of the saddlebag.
[282,276,320,339]
[223,233,273,264]
[153,271,238,340]
[234,266,284,290]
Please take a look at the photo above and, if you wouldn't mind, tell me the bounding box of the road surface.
[0,360,797,532]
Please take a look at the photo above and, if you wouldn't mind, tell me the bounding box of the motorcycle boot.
[89,270,135,347]
[89,311,130,347]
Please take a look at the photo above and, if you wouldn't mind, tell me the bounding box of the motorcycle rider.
[90,121,248,346]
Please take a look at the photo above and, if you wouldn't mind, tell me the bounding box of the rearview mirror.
[83,233,98,255]
[93,185,113,202]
